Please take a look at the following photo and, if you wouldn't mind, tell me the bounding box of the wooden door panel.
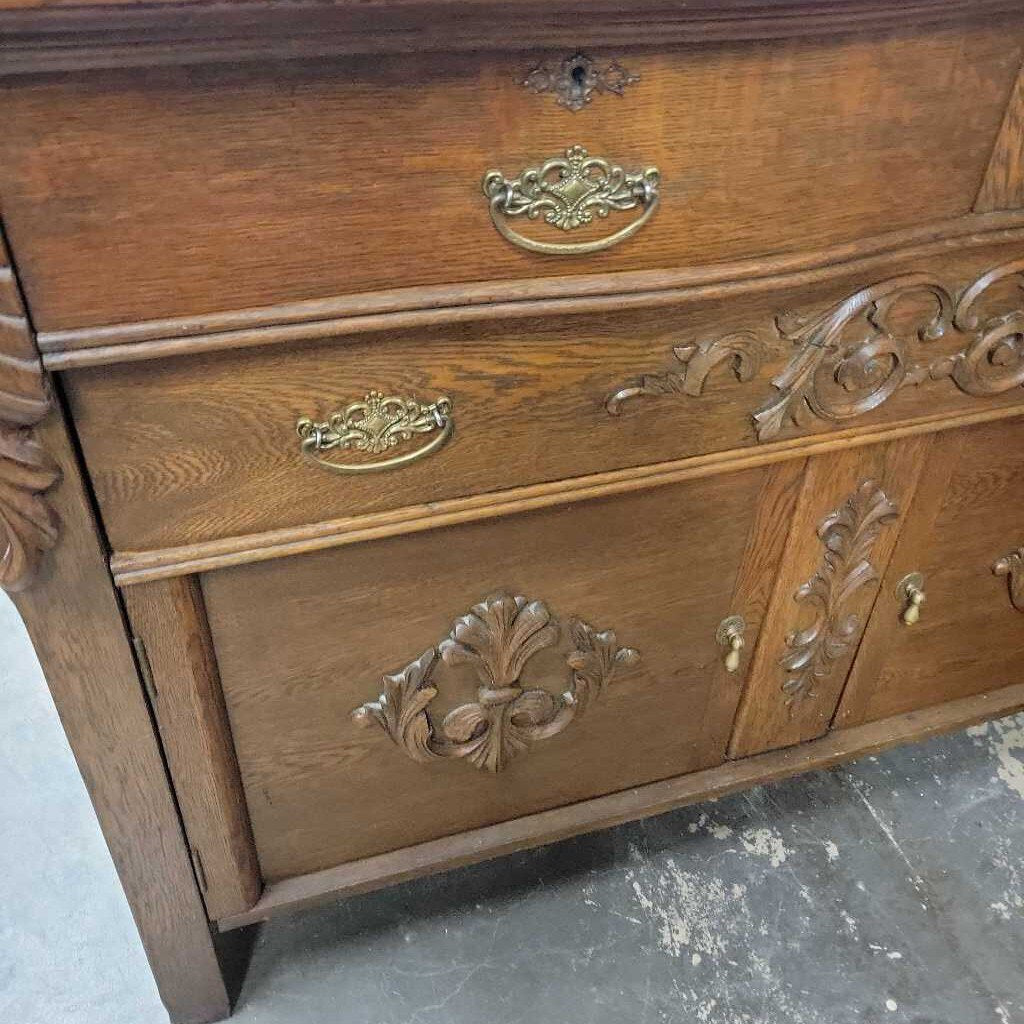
[836,417,1024,727]
[728,436,930,757]
[199,466,784,882]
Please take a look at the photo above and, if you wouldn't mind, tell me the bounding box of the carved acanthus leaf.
[352,592,640,773]
[604,257,1024,440]
[781,480,899,710]
[0,226,59,593]
[606,333,764,414]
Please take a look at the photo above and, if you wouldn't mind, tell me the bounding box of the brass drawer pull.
[897,572,926,625]
[717,615,747,673]
[482,145,660,256]
[296,391,453,474]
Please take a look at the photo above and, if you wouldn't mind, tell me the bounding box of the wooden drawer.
[65,242,1024,556]
[177,465,782,881]
[835,417,1024,727]
[0,22,1019,331]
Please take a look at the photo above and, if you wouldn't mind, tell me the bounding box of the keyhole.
[571,63,587,87]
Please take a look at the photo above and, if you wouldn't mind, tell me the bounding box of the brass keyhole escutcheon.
[897,572,926,626]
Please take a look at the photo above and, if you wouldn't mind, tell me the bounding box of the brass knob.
[897,573,925,626]
[716,615,746,673]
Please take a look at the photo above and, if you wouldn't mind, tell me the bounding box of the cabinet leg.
[9,413,259,1023]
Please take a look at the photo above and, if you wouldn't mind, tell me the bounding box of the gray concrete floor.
[3,590,1024,1024]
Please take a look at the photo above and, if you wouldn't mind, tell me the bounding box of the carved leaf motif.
[605,332,764,414]
[781,480,899,709]
[0,227,59,593]
[351,593,640,773]
[351,648,440,764]
[603,257,1024,441]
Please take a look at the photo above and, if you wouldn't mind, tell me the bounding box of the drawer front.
[66,243,1024,554]
[199,469,771,881]
[0,22,1019,330]
[835,417,1024,726]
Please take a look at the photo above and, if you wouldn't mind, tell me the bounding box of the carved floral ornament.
[352,592,640,773]
[781,480,899,710]
[606,258,1024,439]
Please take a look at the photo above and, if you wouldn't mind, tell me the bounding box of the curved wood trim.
[39,213,1024,370]
[109,403,1024,587]
[1,0,1018,76]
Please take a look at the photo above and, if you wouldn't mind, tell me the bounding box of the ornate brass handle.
[482,145,660,256]
[897,572,926,626]
[296,391,453,474]
[717,615,747,673]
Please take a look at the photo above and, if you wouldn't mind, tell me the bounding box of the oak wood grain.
[201,467,769,880]
[977,64,1024,213]
[836,418,1024,726]
[63,243,1024,556]
[121,577,262,920]
[728,436,930,757]
[108,403,1024,586]
[36,214,1024,368]
[10,410,242,1024]
[0,25,1018,330]
[218,676,1024,929]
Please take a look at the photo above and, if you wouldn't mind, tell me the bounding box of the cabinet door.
[193,465,792,884]
[836,418,1024,728]
[729,437,929,757]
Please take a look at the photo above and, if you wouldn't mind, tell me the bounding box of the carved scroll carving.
[994,549,1024,612]
[606,333,763,414]
[605,258,1024,439]
[781,480,899,710]
[352,592,640,772]
[0,226,59,593]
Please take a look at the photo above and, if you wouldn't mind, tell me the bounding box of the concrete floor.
[3,591,1023,1024]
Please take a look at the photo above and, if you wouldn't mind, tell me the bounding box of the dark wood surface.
[1,0,1021,75]
[0,26,1017,330]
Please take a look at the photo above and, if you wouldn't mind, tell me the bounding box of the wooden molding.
[217,677,1024,929]
[0,225,59,593]
[1,0,1019,77]
[37,213,1024,370]
[109,403,1024,587]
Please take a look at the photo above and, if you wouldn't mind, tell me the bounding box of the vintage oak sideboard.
[3,2,1024,1020]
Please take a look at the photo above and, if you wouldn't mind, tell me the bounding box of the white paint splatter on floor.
[628,857,751,961]
[968,714,1024,800]
[739,827,790,867]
